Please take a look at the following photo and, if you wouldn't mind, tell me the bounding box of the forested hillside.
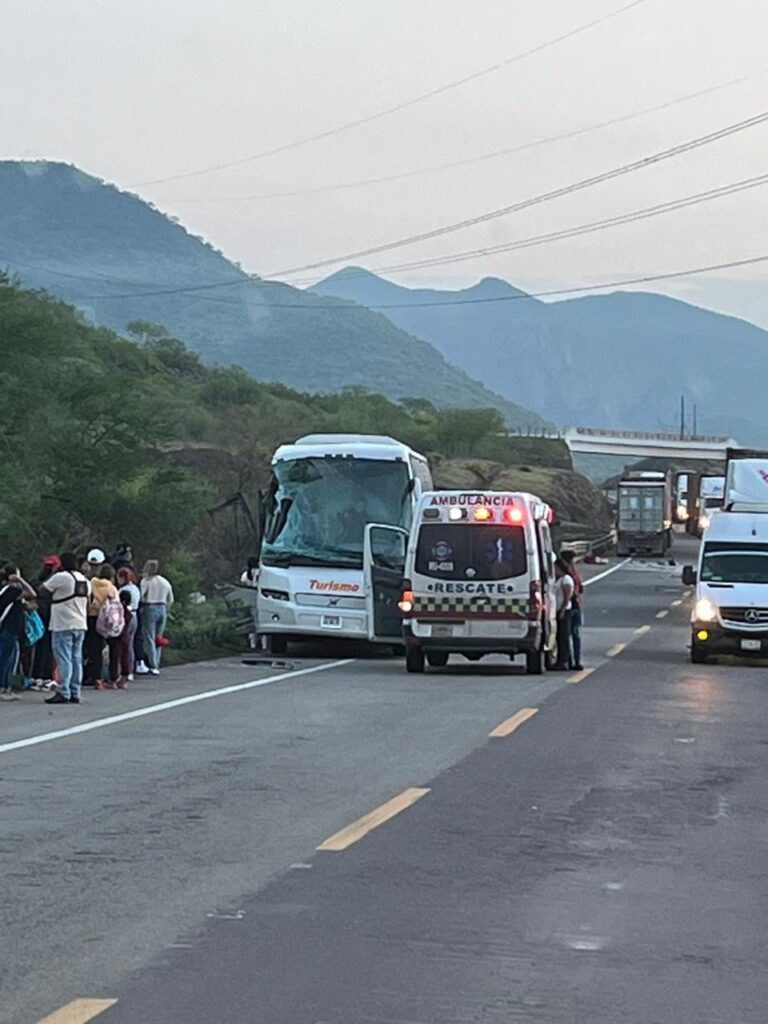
[0,160,546,429]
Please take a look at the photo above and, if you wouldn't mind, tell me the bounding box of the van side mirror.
[682,565,697,586]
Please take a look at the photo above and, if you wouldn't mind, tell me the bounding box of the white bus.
[258,434,432,652]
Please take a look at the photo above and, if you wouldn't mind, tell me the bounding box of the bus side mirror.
[682,565,697,586]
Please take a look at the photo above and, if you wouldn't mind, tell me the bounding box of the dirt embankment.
[432,457,612,535]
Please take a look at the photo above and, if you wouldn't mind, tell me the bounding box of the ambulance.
[392,490,558,674]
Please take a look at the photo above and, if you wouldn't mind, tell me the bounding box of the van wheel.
[267,635,287,655]
[690,641,708,665]
[426,651,449,668]
[526,648,544,675]
[406,647,425,673]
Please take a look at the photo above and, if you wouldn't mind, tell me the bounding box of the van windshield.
[415,524,527,580]
[701,542,768,583]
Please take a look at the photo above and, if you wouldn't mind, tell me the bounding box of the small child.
[108,590,134,690]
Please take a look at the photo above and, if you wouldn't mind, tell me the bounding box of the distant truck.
[616,471,672,557]
[685,472,726,536]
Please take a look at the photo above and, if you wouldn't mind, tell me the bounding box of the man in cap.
[82,548,107,686]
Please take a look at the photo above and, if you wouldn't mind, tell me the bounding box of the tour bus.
[381,490,558,674]
[258,434,432,653]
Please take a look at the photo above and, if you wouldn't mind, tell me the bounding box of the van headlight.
[694,598,717,622]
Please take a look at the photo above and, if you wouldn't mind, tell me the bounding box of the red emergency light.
[504,505,525,525]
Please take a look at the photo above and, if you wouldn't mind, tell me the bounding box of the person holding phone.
[0,563,36,700]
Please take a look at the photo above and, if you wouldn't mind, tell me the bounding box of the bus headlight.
[694,598,717,622]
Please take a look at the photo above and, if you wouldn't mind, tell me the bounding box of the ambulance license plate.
[741,638,761,651]
[432,624,453,638]
[321,615,342,629]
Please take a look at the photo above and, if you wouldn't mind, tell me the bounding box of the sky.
[3,0,768,323]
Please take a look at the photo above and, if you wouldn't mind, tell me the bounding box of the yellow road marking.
[607,642,627,657]
[38,1000,117,1024]
[634,625,652,636]
[489,706,539,738]
[568,667,596,684]
[656,609,669,619]
[317,788,430,852]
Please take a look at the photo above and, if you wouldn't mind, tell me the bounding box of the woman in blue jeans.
[0,563,36,701]
[139,560,174,675]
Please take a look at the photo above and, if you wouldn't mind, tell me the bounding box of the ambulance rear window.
[415,524,527,580]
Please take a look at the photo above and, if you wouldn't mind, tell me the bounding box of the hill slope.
[313,268,768,442]
[0,161,546,428]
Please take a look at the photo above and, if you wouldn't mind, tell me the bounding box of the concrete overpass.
[564,427,737,460]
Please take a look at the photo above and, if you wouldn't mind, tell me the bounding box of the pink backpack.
[96,595,125,639]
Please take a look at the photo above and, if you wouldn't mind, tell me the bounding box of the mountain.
[0,161,546,428]
[313,268,768,443]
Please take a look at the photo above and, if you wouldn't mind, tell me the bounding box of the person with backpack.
[107,591,133,689]
[84,563,119,689]
[140,559,174,676]
[42,552,91,704]
[0,563,36,701]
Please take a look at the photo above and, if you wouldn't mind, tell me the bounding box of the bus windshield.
[261,457,412,568]
[701,542,768,584]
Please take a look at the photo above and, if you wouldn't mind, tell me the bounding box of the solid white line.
[583,558,632,587]
[0,659,355,756]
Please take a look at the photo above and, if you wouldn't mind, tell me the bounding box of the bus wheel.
[406,647,425,673]
[426,651,449,668]
[267,635,288,656]
[526,648,544,675]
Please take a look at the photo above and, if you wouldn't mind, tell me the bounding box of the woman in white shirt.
[553,558,575,671]
[139,560,174,675]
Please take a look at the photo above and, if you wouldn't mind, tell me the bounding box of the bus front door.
[363,524,409,643]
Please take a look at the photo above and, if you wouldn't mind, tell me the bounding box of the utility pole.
[692,404,698,438]
[680,395,686,440]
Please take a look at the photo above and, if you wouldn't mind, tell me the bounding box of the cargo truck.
[616,471,672,557]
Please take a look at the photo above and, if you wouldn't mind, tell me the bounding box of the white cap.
[87,548,106,564]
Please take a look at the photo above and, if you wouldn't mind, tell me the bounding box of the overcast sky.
[4,0,768,322]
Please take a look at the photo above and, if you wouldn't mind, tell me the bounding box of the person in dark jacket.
[0,562,36,701]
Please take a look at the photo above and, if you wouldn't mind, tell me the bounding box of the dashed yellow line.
[489,706,539,738]
[568,668,596,684]
[317,787,430,852]
[634,625,652,636]
[607,642,627,657]
[38,1000,117,1024]
[656,609,669,619]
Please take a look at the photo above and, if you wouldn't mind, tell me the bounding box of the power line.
[269,108,768,278]
[52,253,768,308]
[293,171,768,283]
[132,0,647,188]
[166,68,768,205]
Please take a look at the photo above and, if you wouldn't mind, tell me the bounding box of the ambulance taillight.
[398,581,414,613]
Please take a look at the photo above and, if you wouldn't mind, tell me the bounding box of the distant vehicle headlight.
[676,504,689,521]
[699,514,710,530]
[694,598,717,622]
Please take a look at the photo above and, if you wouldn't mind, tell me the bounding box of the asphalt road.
[8,539,766,1023]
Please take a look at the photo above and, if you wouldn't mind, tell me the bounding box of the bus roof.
[272,433,424,464]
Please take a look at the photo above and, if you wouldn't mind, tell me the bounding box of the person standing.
[560,550,585,672]
[0,563,36,701]
[30,555,60,691]
[84,562,118,689]
[553,558,575,671]
[108,591,134,689]
[116,567,140,681]
[42,552,90,704]
[140,560,173,676]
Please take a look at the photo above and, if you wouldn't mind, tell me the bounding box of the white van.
[684,511,768,662]
[394,490,558,674]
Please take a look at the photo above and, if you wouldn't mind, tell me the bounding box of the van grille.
[720,607,768,624]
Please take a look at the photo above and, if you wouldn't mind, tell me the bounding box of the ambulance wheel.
[525,648,544,675]
[426,651,449,668]
[406,647,425,673]
[267,635,287,655]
